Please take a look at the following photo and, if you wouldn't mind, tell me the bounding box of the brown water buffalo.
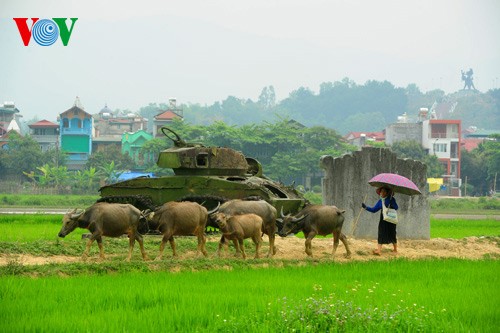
[58,202,149,261]
[212,212,263,259]
[148,201,218,259]
[278,205,351,258]
[214,199,278,257]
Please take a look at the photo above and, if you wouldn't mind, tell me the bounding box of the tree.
[258,86,276,109]
[474,134,500,192]
[98,161,122,184]
[72,167,99,192]
[0,132,49,180]
[86,145,135,172]
[460,149,488,196]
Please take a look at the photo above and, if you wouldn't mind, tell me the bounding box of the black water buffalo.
[58,202,149,261]
[214,199,278,257]
[212,212,263,259]
[278,205,351,258]
[147,201,218,259]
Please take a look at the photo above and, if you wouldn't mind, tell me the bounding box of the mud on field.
[1,236,499,266]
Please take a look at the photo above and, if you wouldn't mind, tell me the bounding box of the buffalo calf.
[212,212,263,259]
[215,199,277,257]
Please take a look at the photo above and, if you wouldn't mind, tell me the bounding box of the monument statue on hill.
[461,68,477,90]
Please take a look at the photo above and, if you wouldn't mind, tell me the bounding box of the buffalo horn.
[280,206,286,218]
[70,209,85,219]
[292,214,308,223]
[207,201,221,215]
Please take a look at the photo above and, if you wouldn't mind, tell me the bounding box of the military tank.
[98,127,307,214]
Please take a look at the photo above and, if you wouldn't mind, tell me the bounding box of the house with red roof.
[92,104,147,152]
[28,119,59,152]
[153,110,183,137]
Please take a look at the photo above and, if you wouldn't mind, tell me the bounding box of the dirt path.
[1,236,498,266]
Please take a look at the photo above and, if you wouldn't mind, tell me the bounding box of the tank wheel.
[97,195,155,211]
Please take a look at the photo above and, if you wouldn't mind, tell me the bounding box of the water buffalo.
[58,202,149,261]
[212,212,263,259]
[278,205,351,258]
[214,199,278,257]
[148,201,218,259]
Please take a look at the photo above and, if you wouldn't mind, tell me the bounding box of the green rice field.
[0,213,499,332]
[1,259,498,332]
[1,215,498,243]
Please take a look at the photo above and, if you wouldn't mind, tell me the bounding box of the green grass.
[429,196,500,212]
[1,215,498,255]
[0,259,498,332]
[2,193,499,213]
[431,219,500,238]
[0,194,99,207]
[0,215,69,242]
[0,214,499,332]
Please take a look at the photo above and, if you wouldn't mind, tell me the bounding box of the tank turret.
[157,128,250,176]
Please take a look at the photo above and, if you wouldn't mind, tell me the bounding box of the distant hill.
[181,80,500,135]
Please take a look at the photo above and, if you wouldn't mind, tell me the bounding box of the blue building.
[59,97,93,170]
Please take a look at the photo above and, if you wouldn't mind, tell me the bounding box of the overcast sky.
[1,0,499,122]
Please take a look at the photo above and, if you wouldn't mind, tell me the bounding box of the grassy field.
[0,194,99,207]
[1,259,498,332]
[431,218,500,238]
[0,196,499,332]
[1,215,498,247]
[1,193,499,212]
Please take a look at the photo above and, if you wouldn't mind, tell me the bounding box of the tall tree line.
[166,79,499,135]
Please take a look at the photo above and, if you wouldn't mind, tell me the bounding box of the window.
[431,124,446,138]
[433,143,447,152]
[450,162,458,177]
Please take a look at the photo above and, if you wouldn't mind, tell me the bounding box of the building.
[152,98,183,137]
[28,120,59,152]
[121,130,154,169]
[461,127,498,152]
[421,119,461,182]
[92,104,148,152]
[386,108,462,196]
[344,131,385,148]
[59,97,93,170]
[94,104,147,137]
[0,102,21,134]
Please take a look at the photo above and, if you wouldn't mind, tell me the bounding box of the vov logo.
[13,18,78,46]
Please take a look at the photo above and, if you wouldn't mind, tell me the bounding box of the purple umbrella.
[368,173,422,196]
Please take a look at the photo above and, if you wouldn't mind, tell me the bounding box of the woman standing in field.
[362,187,398,255]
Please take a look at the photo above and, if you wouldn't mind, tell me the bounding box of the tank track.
[96,195,156,211]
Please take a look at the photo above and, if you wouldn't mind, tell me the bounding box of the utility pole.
[494,172,497,193]
[464,176,467,197]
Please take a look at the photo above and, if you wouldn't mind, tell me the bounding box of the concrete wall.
[385,122,422,146]
[321,146,430,240]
